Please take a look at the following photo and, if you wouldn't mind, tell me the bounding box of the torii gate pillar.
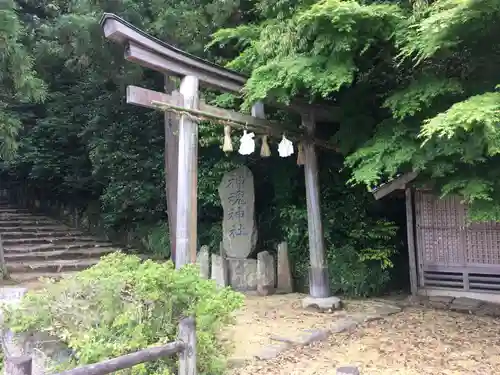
[301,113,340,310]
[174,76,199,267]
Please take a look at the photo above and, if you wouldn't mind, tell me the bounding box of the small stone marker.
[218,166,257,258]
[211,254,228,288]
[336,366,360,375]
[277,241,293,293]
[197,245,210,279]
[257,251,275,296]
[227,258,257,291]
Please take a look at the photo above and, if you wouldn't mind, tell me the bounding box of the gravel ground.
[226,294,500,375]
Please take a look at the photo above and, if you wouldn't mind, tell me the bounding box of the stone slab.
[408,295,429,306]
[429,296,454,304]
[429,302,451,310]
[302,296,341,312]
[476,303,500,317]
[219,166,257,258]
[227,258,257,291]
[255,343,291,360]
[330,318,358,333]
[337,366,360,375]
[452,297,483,308]
[211,254,228,288]
[197,245,210,279]
[257,251,275,296]
[450,304,478,313]
[276,242,293,294]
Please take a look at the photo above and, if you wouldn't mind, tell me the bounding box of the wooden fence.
[4,318,196,375]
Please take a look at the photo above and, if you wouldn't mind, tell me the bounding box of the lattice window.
[418,192,465,266]
[466,220,500,265]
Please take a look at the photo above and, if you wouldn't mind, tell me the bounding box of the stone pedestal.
[227,258,257,291]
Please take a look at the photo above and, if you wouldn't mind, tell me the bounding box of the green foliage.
[3,253,244,375]
[138,224,170,259]
[383,77,463,120]
[0,0,46,159]
[1,0,404,302]
[420,92,500,152]
[211,0,403,108]
[214,0,500,222]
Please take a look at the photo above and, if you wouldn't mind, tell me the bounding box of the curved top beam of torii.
[99,13,340,122]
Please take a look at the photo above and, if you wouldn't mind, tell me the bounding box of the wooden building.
[374,173,500,303]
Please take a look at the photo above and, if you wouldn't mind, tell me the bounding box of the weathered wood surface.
[372,171,418,200]
[178,317,197,375]
[5,355,32,375]
[52,342,184,375]
[50,318,196,375]
[124,42,243,93]
[175,76,199,267]
[126,86,339,152]
[302,113,330,299]
[164,76,181,263]
[405,188,418,296]
[101,13,341,122]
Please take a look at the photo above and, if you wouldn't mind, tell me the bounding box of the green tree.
[211,0,500,221]
[0,0,46,159]
[1,0,401,296]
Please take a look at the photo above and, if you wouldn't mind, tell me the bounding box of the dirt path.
[226,294,500,375]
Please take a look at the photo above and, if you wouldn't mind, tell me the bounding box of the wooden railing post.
[178,317,196,375]
[5,356,32,375]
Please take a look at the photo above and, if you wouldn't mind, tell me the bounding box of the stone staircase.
[0,201,119,283]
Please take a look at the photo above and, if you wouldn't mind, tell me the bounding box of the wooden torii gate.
[100,13,339,302]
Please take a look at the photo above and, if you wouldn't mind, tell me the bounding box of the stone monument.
[218,166,259,291]
[218,166,257,258]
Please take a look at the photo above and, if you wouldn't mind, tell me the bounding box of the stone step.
[0,230,84,239]
[4,247,116,262]
[0,226,71,233]
[4,242,114,253]
[2,236,99,246]
[0,208,31,214]
[0,220,59,227]
[7,258,101,273]
[9,258,102,273]
[8,271,77,287]
[0,212,49,217]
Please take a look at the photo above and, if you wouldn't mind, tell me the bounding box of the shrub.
[3,253,244,375]
[138,223,171,258]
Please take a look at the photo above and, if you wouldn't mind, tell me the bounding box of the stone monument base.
[227,258,257,291]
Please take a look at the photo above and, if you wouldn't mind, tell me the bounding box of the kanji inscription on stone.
[218,166,257,258]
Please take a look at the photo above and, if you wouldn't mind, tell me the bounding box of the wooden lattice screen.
[415,190,500,293]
